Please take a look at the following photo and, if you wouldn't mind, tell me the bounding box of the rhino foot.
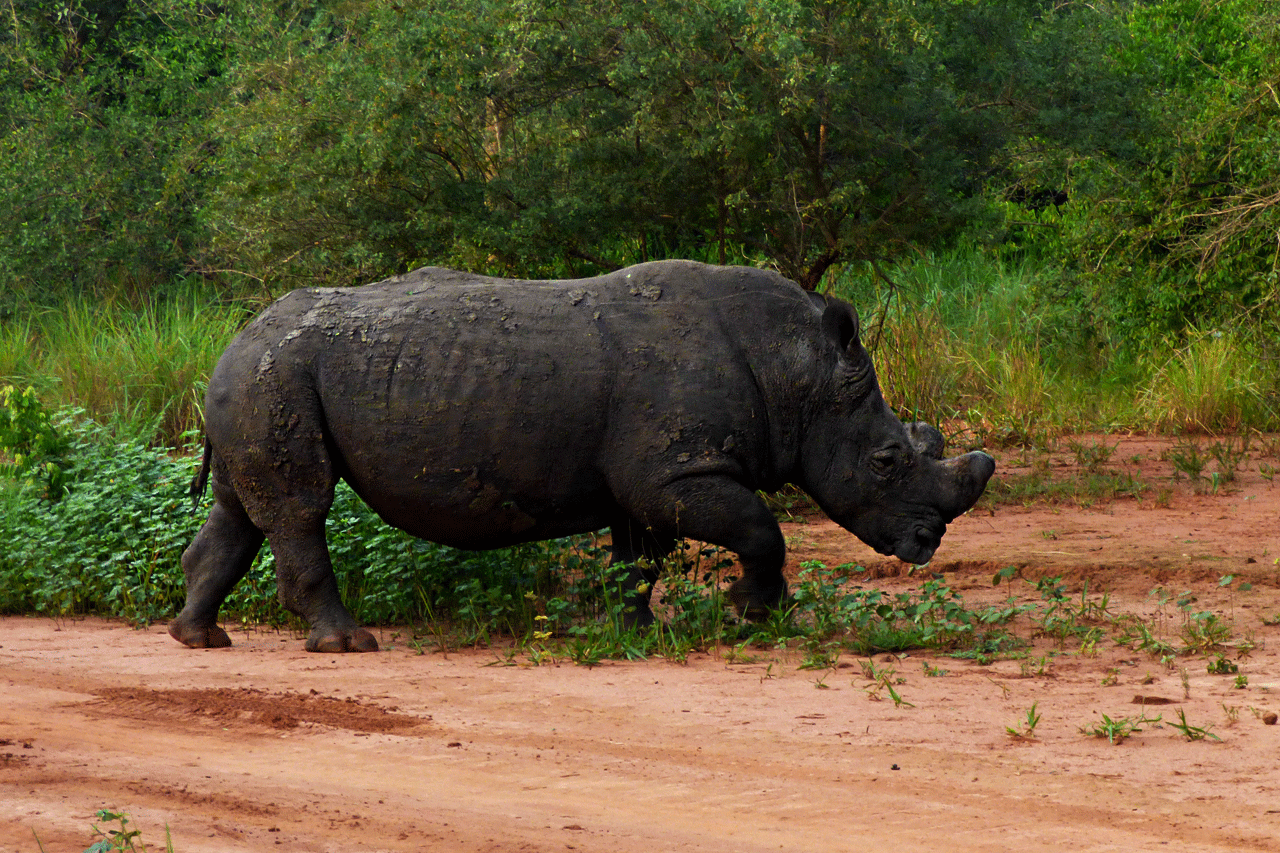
[305,627,379,653]
[168,618,232,649]
[728,577,788,622]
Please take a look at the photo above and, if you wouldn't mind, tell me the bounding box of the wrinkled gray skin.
[169,261,995,653]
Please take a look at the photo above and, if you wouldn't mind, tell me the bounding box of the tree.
[0,0,226,308]
[1057,0,1280,338]
[200,1,1155,289]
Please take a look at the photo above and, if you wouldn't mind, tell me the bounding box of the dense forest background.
[3,0,1280,443]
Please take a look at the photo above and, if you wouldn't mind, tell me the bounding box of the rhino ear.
[821,298,861,356]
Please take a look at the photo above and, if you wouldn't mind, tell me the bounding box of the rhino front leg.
[170,499,265,648]
[267,524,379,653]
[608,518,676,628]
[636,477,787,621]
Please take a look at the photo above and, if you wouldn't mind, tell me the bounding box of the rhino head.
[797,298,995,565]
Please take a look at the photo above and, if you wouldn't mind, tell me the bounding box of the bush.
[0,414,196,619]
[0,400,611,634]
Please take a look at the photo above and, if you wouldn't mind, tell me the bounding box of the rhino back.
[208,261,823,547]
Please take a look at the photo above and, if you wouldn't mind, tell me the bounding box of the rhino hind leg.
[197,407,375,652]
[636,476,788,622]
[170,499,265,648]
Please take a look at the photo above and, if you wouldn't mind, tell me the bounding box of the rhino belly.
[338,462,619,550]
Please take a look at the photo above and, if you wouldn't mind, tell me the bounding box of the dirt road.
[5,435,1280,852]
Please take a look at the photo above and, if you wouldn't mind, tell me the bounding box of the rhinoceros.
[169,260,994,652]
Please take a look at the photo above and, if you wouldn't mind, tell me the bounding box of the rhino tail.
[189,437,212,509]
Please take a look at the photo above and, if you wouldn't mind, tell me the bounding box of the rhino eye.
[870,449,897,477]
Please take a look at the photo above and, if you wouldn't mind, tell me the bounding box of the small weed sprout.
[1006,703,1042,740]
[1067,438,1117,473]
[1206,654,1238,675]
[1167,439,1207,492]
[921,660,949,677]
[1018,655,1051,678]
[861,662,913,708]
[78,809,173,853]
[1080,712,1162,745]
[1208,437,1248,483]
[1169,708,1222,742]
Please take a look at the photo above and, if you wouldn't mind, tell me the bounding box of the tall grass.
[1136,330,1277,433]
[0,288,251,445]
[831,247,1280,442]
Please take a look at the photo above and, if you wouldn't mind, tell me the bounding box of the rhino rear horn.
[906,422,945,459]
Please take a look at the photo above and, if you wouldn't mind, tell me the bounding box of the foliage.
[1135,330,1276,433]
[1,0,1279,354]
[0,0,229,309]
[0,413,199,619]
[0,290,254,447]
[787,560,1015,655]
[139,0,1154,289]
[1058,0,1280,341]
[79,809,173,853]
[1006,702,1041,740]
[1169,707,1222,742]
[0,384,68,499]
[1080,711,1162,745]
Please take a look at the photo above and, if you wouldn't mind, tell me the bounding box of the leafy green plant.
[1113,614,1176,659]
[1179,610,1232,654]
[79,809,173,853]
[0,415,198,620]
[1207,654,1239,675]
[0,385,69,500]
[948,631,1029,665]
[790,561,1017,657]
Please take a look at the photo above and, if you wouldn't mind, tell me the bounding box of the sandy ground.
[6,435,1280,852]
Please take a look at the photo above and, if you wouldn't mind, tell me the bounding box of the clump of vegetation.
[1169,708,1223,743]
[1080,712,1163,745]
[1006,703,1042,741]
[0,384,69,500]
[31,808,173,853]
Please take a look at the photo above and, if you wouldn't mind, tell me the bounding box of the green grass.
[0,287,253,446]
[1079,711,1163,745]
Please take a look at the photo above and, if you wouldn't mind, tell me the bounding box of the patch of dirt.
[5,435,1280,852]
[86,687,430,734]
